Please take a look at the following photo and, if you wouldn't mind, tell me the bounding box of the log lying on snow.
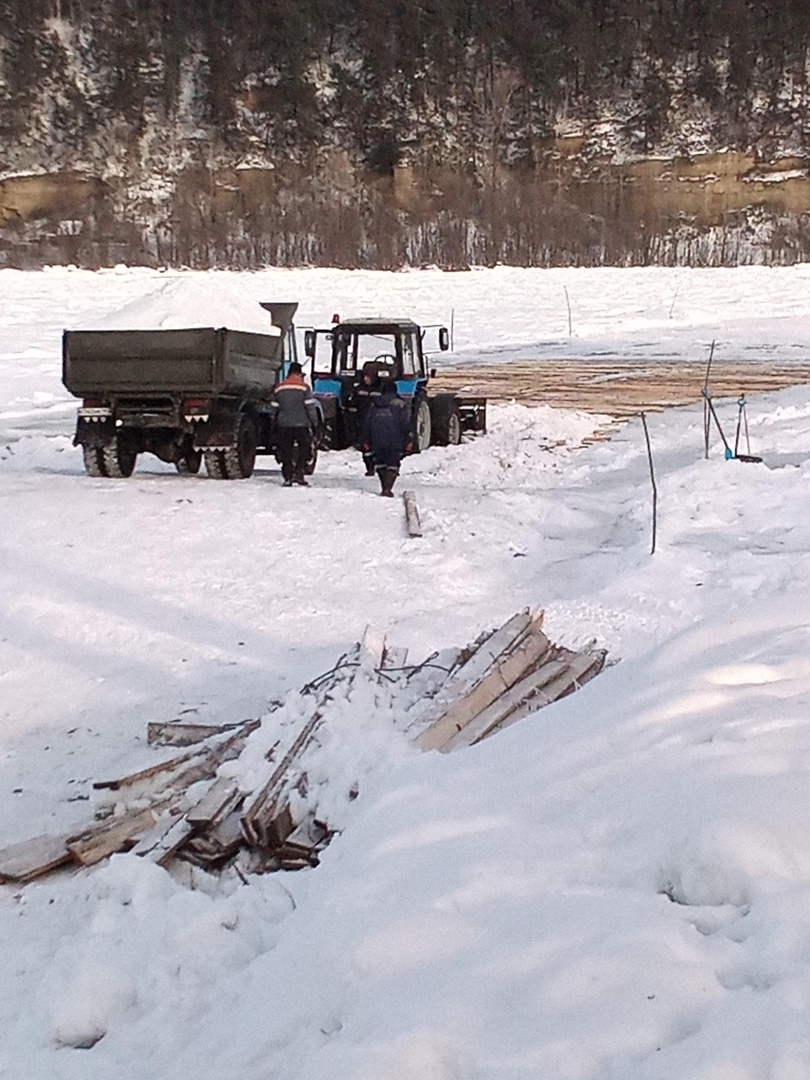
[0,614,608,886]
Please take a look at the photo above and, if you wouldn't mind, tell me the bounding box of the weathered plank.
[185,776,241,828]
[477,651,607,742]
[441,654,568,751]
[0,833,73,883]
[416,627,551,752]
[147,720,250,747]
[94,720,258,791]
[409,609,535,731]
[241,714,322,846]
[67,806,163,866]
[402,490,422,537]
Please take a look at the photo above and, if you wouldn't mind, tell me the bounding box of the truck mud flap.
[193,412,239,450]
[74,416,115,449]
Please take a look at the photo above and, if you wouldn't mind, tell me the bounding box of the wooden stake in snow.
[403,490,422,537]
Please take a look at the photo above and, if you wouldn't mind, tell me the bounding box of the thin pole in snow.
[702,339,716,459]
[641,411,657,555]
[450,308,455,352]
[563,286,573,337]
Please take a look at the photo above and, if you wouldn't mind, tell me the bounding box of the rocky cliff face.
[2,0,810,268]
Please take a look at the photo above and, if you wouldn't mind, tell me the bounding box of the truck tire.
[413,397,432,453]
[101,439,137,478]
[82,446,107,477]
[430,395,462,446]
[204,449,227,480]
[176,448,202,475]
[222,416,257,479]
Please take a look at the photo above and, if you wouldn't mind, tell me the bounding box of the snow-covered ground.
[3,265,810,1079]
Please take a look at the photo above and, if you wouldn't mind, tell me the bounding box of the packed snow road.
[4,266,810,1080]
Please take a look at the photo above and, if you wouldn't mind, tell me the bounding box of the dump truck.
[303,317,487,453]
[62,302,317,479]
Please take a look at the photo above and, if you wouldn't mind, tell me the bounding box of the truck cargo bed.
[62,328,283,398]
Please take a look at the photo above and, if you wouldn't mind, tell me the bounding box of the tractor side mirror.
[438,326,450,351]
[303,330,316,358]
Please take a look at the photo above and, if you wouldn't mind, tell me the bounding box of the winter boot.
[380,467,398,497]
[363,452,376,477]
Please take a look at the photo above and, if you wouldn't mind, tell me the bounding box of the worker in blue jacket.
[362,378,413,496]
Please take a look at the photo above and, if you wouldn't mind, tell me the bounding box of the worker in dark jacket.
[362,378,413,496]
[269,363,319,486]
[349,361,382,475]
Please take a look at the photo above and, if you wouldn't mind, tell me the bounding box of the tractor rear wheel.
[430,396,462,446]
[413,398,432,453]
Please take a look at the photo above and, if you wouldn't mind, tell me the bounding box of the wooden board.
[185,776,241,828]
[441,655,570,751]
[477,652,607,742]
[416,627,551,752]
[402,491,422,537]
[410,609,534,731]
[67,806,162,866]
[432,359,810,420]
[0,833,73,883]
[147,720,251,747]
[94,721,258,791]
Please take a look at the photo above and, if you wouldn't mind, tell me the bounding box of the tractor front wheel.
[413,398,432,453]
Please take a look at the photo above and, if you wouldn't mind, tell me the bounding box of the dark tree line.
[2,0,810,267]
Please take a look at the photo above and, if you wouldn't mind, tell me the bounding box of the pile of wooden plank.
[412,609,606,752]
[0,614,607,888]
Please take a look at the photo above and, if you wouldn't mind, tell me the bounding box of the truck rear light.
[183,398,210,423]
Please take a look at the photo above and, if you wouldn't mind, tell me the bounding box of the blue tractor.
[303,317,486,454]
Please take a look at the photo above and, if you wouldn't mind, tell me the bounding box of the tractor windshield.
[333,331,398,373]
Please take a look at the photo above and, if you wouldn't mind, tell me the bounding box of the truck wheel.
[101,439,137,478]
[82,446,107,477]
[222,417,257,479]
[430,395,462,446]
[204,449,227,479]
[413,398,432,453]
[304,444,318,476]
[176,448,202,475]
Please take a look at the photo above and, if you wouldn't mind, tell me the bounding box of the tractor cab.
[305,318,448,393]
[303,317,450,450]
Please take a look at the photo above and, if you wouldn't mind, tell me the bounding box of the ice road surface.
[3,265,810,1079]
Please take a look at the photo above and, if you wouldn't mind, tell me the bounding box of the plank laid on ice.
[409,609,534,730]
[441,653,568,751]
[402,491,422,538]
[478,651,607,741]
[185,776,241,828]
[0,833,73,883]
[416,627,551,752]
[67,806,164,866]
